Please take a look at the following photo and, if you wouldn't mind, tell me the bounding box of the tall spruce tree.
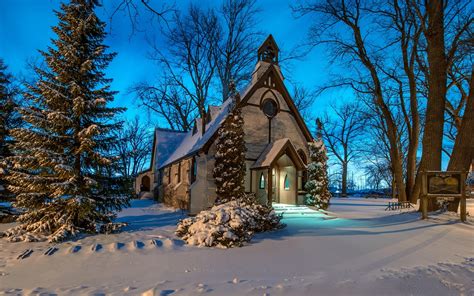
[0,59,21,204]
[3,0,127,242]
[213,83,246,204]
[305,122,331,210]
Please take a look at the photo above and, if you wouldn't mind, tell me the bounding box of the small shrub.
[176,194,283,248]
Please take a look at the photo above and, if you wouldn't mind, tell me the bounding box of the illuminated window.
[259,173,265,189]
[284,174,290,190]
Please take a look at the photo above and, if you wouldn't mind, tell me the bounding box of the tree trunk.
[391,147,407,202]
[406,71,420,204]
[447,69,474,212]
[392,178,396,200]
[341,161,348,197]
[415,0,447,211]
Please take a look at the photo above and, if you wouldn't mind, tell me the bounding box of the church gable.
[240,62,313,143]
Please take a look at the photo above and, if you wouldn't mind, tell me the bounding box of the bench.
[385,201,414,211]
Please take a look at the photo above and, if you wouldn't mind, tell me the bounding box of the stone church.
[136,35,313,214]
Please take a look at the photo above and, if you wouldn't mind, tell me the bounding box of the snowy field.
[0,198,473,296]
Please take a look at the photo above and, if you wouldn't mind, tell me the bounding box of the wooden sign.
[421,171,467,222]
[426,172,462,196]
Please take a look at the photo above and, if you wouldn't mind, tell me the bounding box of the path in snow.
[0,198,473,296]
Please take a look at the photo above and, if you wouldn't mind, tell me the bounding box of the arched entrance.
[141,175,151,192]
[273,154,297,204]
[250,138,306,205]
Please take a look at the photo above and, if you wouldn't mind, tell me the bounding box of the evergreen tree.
[213,83,246,203]
[4,0,127,242]
[305,134,332,210]
[0,59,21,203]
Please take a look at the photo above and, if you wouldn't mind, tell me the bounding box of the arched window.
[259,172,265,189]
[177,162,181,183]
[284,174,290,191]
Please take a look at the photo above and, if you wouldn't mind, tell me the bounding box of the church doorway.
[272,154,297,204]
[250,139,306,206]
[141,175,151,192]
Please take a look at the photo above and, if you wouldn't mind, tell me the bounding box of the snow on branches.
[305,139,331,210]
[213,94,246,204]
[2,0,128,242]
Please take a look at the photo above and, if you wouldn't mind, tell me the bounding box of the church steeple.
[258,34,279,64]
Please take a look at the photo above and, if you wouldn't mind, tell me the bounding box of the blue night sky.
[0,0,349,122]
[0,0,363,184]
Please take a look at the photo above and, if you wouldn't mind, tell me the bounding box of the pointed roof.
[251,138,305,170]
[258,34,279,64]
[258,34,279,53]
[242,63,313,142]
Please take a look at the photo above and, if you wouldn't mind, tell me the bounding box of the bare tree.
[293,0,409,202]
[110,0,175,35]
[292,84,318,120]
[447,68,473,211]
[370,0,422,202]
[113,116,153,179]
[209,0,261,101]
[133,1,262,132]
[147,5,218,135]
[132,79,195,131]
[320,102,367,197]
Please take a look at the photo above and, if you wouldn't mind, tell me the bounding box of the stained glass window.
[284,174,290,190]
[259,173,265,189]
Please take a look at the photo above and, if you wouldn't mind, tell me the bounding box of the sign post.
[460,172,467,222]
[421,171,467,222]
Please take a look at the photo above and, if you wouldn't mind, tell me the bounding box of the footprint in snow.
[91,244,103,252]
[134,240,145,249]
[110,242,126,251]
[151,239,163,247]
[142,288,176,296]
[44,246,59,256]
[159,290,176,296]
[17,249,33,260]
[69,245,82,254]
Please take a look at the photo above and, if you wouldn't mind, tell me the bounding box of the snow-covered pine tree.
[305,122,331,210]
[3,0,128,242]
[213,83,246,204]
[0,59,21,204]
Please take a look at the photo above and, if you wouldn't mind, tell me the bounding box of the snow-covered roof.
[153,128,187,169]
[208,105,220,119]
[157,99,233,169]
[251,138,305,170]
[155,85,256,170]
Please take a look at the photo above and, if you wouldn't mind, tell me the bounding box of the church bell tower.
[257,34,279,64]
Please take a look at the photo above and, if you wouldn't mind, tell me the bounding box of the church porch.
[250,138,306,206]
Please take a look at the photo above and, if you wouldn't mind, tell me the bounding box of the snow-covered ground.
[0,198,473,296]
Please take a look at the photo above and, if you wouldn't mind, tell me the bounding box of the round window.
[262,99,278,118]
